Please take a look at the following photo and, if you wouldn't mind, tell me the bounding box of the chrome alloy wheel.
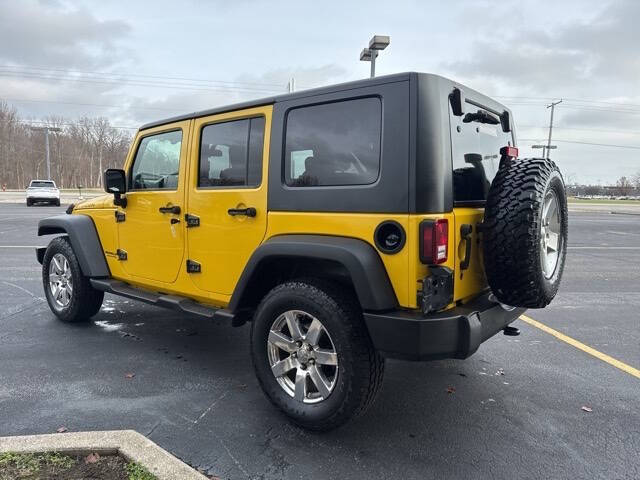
[267,310,339,404]
[540,190,562,279]
[49,253,73,307]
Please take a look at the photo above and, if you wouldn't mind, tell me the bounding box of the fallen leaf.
[581,406,593,412]
[56,426,67,433]
[446,386,456,394]
[85,452,100,464]
[124,372,135,379]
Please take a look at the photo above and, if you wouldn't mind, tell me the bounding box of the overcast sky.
[1,0,638,184]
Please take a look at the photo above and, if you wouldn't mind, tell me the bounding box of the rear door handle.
[227,207,256,217]
[159,205,181,214]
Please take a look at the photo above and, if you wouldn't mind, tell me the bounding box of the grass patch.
[0,451,74,478]
[126,461,158,480]
[0,451,158,479]
[568,198,640,205]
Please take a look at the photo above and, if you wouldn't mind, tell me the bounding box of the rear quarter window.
[284,97,382,187]
[450,105,514,203]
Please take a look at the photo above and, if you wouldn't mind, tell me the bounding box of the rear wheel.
[26,199,32,207]
[251,280,384,431]
[482,158,568,307]
[54,199,60,206]
[42,237,104,322]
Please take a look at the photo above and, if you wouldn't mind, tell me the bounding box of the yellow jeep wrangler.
[37,73,568,430]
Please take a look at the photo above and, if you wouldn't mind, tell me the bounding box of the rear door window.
[199,117,265,188]
[450,104,514,203]
[284,97,381,187]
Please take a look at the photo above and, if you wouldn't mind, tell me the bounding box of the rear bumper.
[28,196,59,201]
[364,291,525,361]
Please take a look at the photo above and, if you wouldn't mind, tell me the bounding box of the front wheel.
[42,236,104,322]
[251,281,384,431]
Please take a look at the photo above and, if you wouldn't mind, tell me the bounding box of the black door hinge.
[116,249,128,261]
[185,214,200,228]
[115,210,125,222]
[186,259,201,273]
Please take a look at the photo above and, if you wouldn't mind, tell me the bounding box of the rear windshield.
[30,181,55,188]
[449,104,514,203]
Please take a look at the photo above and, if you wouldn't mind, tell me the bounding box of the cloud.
[443,0,640,95]
[0,1,131,69]
[119,64,348,125]
[236,64,348,91]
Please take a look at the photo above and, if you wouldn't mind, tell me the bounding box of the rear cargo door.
[449,101,515,302]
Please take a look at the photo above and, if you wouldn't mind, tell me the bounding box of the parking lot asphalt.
[0,203,638,480]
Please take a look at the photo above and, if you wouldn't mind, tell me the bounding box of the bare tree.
[616,176,633,196]
[0,103,132,189]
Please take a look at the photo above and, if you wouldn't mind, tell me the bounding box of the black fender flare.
[229,234,398,312]
[37,214,110,278]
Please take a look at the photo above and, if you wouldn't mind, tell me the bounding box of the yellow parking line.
[520,314,640,379]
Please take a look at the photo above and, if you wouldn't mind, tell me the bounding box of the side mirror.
[103,169,127,208]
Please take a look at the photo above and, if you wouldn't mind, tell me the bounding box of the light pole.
[30,126,61,180]
[360,35,390,78]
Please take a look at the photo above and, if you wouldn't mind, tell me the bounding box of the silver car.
[26,180,60,206]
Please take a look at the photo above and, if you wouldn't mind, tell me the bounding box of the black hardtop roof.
[139,72,509,131]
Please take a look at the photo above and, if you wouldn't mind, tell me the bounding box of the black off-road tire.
[26,199,32,207]
[55,199,60,207]
[482,158,568,308]
[251,280,385,431]
[42,236,104,322]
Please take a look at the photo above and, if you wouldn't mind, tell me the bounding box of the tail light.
[420,219,448,265]
[499,146,518,158]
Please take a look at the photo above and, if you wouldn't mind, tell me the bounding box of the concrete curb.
[0,430,207,480]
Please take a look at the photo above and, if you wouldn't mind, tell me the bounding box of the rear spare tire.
[482,158,568,308]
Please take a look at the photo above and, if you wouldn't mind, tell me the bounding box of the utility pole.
[545,99,562,158]
[29,126,61,180]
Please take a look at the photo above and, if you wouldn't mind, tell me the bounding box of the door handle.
[460,224,473,271]
[227,207,256,217]
[159,205,181,214]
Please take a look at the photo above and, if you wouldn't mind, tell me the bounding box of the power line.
[0,71,283,94]
[495,95,640,109]
[519,138,640,149]
[519,125,640,135]
[1,97,178,112]
[15,119,137,130]
[0,64,286,88]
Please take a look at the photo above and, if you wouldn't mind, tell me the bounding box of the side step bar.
[90,278,235,323]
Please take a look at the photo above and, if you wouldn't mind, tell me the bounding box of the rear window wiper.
[463,109,500,125]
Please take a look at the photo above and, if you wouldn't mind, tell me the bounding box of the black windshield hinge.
[116,249,128,261]
[115,210,125,223]
[185,214,200,228]
[186,259,201,273]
